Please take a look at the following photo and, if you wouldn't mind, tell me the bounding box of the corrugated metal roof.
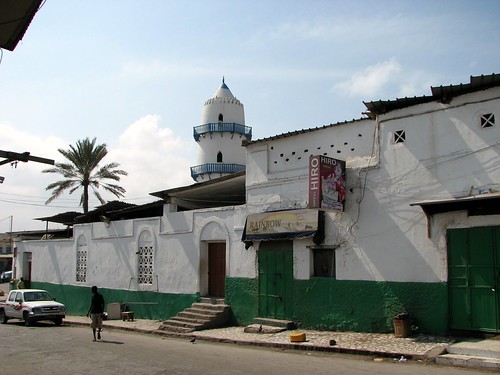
[243,118,367,146]
[0,0,42,51]
[35,211,82,226]
[410,192,500,216]
[364,73,500,118]
[150,171,246,210]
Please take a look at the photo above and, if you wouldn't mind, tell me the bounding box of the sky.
[1,0,499,232]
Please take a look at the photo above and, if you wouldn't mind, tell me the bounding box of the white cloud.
[109,115,195,202]
[397,71,435,98]
[332,58,402,97]
[0,117,196,230]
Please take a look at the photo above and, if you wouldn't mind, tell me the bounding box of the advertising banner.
[308,155,346,212]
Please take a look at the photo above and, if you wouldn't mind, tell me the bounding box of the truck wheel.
[54,318,63,326]
[0,309,8,324]
[23,311,31,327]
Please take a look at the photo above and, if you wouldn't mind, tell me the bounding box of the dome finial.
[220,76,229,89]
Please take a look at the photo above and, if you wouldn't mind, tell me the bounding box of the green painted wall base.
[32,278,448,335]
[226,277,448,335]
[32,282,199,321]
[225,277,258,325]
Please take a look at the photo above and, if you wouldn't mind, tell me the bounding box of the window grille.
[138,231,154,284]
[76,237,88,283]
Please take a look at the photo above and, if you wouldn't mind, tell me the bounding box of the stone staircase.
[159,297,231,334]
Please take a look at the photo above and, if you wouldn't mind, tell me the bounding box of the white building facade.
[14,75,500,335]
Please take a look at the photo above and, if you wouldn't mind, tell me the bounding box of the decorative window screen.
[138,231,154,284]
[76,236,88,283]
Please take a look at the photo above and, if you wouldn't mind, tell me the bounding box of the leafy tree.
[43,137,128,213]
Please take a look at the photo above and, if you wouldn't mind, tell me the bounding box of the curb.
[65,320,433,362]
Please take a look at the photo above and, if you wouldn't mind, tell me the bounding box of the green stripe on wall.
[226,277,448,335]
[31,282,199,321]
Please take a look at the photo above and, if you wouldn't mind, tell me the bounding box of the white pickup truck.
[0,289,65,326]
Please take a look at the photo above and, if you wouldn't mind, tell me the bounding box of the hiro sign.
[308,155,346,212]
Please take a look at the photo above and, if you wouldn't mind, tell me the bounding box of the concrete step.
[161,319,201,329]
[191,302,229,311]
[199,297,225,305]
[169,315,211,325]
[158,323,195,333]
[244,324,287,334]
[446,339,500,359]
[436,338,500,369]
[178,310,218,320]
[436,354,500,369]
[253,317,296,330]
[183,307,219,317]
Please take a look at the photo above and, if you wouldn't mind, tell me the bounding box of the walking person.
[87,286,105,341]
[16,277,25,289]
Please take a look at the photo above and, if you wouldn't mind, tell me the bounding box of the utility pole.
[0,150,54,183]
[9,216,14,278]
[0,150,54,166]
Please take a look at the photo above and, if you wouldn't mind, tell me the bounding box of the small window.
[217,151,223,163]
[394,130,406,143]
[480,113,495,128]
[313,248,335,278]
[218,113,223,122]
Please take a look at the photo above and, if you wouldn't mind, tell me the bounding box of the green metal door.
[448,226,500,332]
[258,241,294,320]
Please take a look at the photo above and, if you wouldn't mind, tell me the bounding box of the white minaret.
[190,78,252,182]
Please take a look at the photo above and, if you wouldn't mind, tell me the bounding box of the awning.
[241,209,324,246]
[410,193,500,216]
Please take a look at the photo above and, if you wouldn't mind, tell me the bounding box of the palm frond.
[44,137,127,213]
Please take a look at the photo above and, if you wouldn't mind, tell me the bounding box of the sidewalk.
[64,315,454,361]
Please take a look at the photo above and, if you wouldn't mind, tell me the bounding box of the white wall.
[245,87,500,284]
[200,99,245,124]
[16,205,253,294]
[196,134,247,165]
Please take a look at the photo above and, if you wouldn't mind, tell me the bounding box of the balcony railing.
[190,163,245,180]
[193,122,252,142]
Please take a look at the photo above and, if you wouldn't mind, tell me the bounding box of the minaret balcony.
[190,163,245,179]
[193,122,252,142]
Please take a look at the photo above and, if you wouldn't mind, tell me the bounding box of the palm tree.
[43,137,128,213]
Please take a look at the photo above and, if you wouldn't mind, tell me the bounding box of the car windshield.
[24,291,54,302]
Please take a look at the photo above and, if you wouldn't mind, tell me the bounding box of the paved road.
[0,321,490,375]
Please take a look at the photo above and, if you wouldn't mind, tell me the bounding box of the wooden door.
[208,243,226,297]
